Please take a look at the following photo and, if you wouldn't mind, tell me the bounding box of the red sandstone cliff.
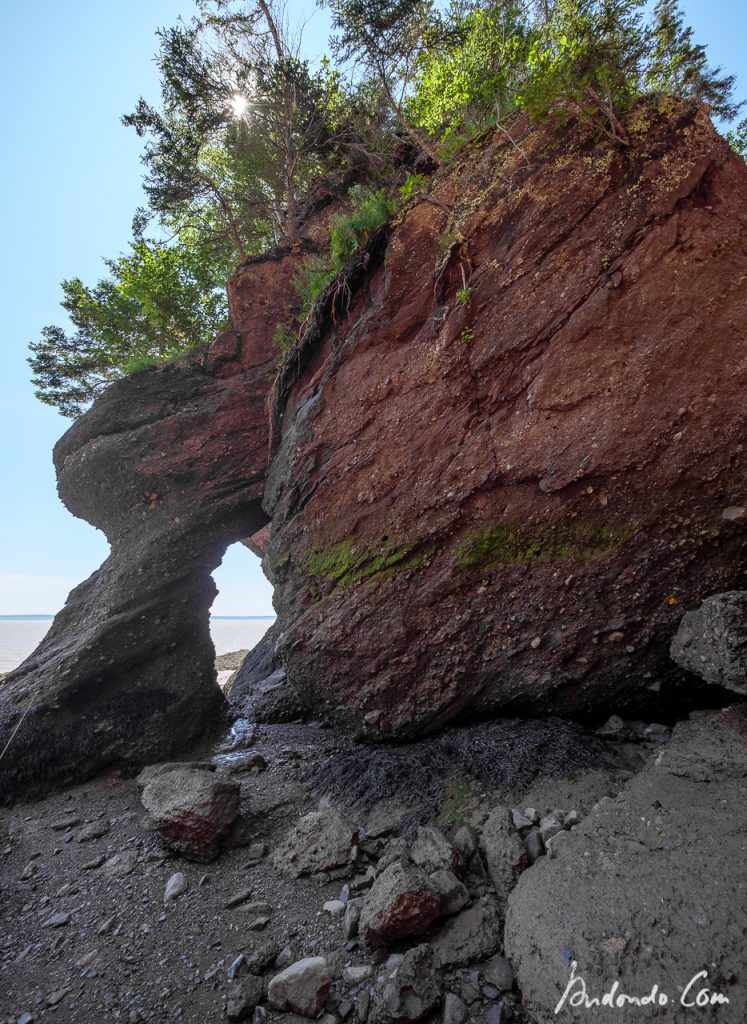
[2,100,746,795]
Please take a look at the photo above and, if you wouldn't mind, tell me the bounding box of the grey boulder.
[360,861,442,949]
[369,944,442,1024]
[272,810,358,878]
[139,766,239,862]
[267,956,331,1018]
[671,591,747,694]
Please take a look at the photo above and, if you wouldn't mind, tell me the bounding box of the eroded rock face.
[0,250,300,800]
[265,102,747,738]
[504,707,747,1021]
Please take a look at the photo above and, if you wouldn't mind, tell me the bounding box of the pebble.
[523,808,539,824]
[46,988,69,1007]
[342,965,372,986]
[164,872,188,904]
[77,820,110,842]
[82,854,107,870]
[224,887,253,909]
[42,912,71,928]
[538,816,563,843]
[563,810,581,829]
[55,882,79,898]
[443,992,468,1024]
[17,1014,35,1024]
[525,830,545,864]
[482,955,514,992]
[247,916,271,931]
[323,900,345,917]
[510,809,533,830]
[227,954,246,980]
[97,915,118,936]
[50,817,81,831]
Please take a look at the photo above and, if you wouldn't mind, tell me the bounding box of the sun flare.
[229,93,249,118]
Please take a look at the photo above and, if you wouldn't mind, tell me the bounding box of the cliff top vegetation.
[29,0,745,418]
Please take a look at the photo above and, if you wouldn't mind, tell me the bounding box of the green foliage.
[517,0,742,144]
[399,173,428,200]
[726,117,747,157]
[29,240,230,417]
[408,1,530,142]
[456,286,473,306]
[293,186,396,321]
[646,0,741,121]
[272,323,298,356]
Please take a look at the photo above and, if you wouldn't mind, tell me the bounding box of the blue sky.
[0,1,744,615]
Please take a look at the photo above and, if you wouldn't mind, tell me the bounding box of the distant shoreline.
[0,614,276,621]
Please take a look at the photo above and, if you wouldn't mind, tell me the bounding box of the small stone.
[563,810,581,829]
[482,984,500,999]
[323,899,346,917]
[538,816,563,843]
[530,636,541,649]
[42,912,71,928]
[343,965,372,986]
[77,820,110,842]
[226,975,265,1020]
[247,916,271,931]
[228,954,247,980]
[244,842,267,864]
[97,915,117,935]
[20,861,36,880]
[523,808,539,824]
[224,888,253,909]
[344,897,363,939]
[46,988,69,1007]
[643,722,671,744]
[82,854,107,870]
[274,945,294,969]
[244,941,281,974]
[511,809,533,830]
[50,816,81,831]
[443,992,468,1024]
[429,869,470,917]
[525,830,545,864]
[482,955,514,992]
[164,872,188,904]
[17,1014,35,1024]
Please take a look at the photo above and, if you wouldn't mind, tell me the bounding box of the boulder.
[360,861,442,949]
[504,708,747,1020]
[369,944,442,1024]
[267,957,331,1018]
[453,826,488,896]
[273,811,358,878]
[429,869,470,917]
[139,766,240,862]
[411,826,461,876]
[671,592,747,694]
[430,898,502,967]
[478,806,528,903]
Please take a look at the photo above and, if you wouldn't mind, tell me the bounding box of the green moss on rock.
[307,538,435,589]
[455,520,633,572]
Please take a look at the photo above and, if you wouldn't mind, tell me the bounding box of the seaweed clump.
[299,716,608,836]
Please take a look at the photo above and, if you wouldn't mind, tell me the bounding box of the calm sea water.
[0,616,275,674]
